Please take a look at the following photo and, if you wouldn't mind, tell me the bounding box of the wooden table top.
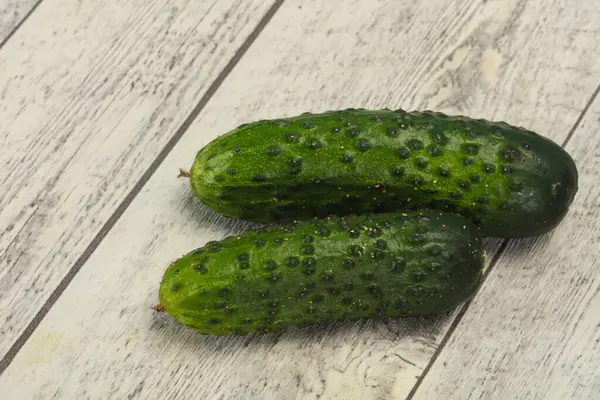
[0,0,598,398]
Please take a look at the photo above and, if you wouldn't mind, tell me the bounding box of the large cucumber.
[156,210,484,336]
[188,108,578,238]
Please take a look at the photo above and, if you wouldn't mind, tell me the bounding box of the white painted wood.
[2,0,600,398]
[411,99,600,399]
[0,0,277,357]
[0,0,38,43]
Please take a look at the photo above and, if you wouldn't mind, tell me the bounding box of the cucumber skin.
[189,108,578,238]
[158,210,484,336]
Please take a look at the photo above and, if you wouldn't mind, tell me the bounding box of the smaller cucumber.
[156,210,485,336]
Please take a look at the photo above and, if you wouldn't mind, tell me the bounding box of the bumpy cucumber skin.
[158,210,484,336]
[190,108,578,238]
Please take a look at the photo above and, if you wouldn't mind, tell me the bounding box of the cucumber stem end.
[152,304,166,312]
[178,168,191,178]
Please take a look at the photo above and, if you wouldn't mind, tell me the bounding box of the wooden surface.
[0,0,599,399]
[0,0,277,358]
[0,0,39,43]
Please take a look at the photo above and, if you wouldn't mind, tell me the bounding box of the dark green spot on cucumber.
[483,163,496,174]
[303,258,317,275]
[238,262,249,270]
[393,166,405,177]
[349,245,363,257]
[408,139,424,151]
[300,244,314,255]
[341,154,354,163]
[502,165,513,174]
[348,128,361,137]
[463,143,480,155]
[431,130,447,144]
[307,139,322,150]
[267,146,282,157]
[322,271,334,281]
[429,146,441,157]
[171,283,182,292]
[416,158,428,168]
[368,227,382,237]
[394,298,408,310]
[376,239,387,249]
[267,272,281,282]
[397,148,410,159]
[327,286,341,295]
[502,147,521,162]
[265,260,278,270]
[361,271,375,280]
[438,167,451,177]
[411,270,426,281]
[194,264,208,274]
[371,249,385,259]
[285,257,299,267]
[256,289,269,298]
[357,138,371,151]
[317,227,330,237]
[287,158,302,174]
[285,132,299,142]
[302,235,314,243]
[410,177,426,187]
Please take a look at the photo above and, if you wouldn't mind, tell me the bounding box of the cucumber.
[189,108,578,238]
[156,210,484,336]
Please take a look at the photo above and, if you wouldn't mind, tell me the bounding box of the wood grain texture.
[412,95,600,399]
[0,0,276,357]
[2,0,600,398]
[0,0,39,43]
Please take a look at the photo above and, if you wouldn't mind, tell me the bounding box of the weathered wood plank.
[411,92,600,399]
[0,0,278,357]
[0,0,39,43]
[2,0,600,398]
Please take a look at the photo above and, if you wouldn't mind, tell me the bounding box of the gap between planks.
[0,0,281,360]
[0,0,285,375]
[0,0,43,46]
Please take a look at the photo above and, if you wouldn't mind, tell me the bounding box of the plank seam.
[561,83,600,147]
[0,0,285,375]
[405,80,600,400]
[0,0,45,50]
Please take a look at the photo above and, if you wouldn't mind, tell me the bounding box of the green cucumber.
[156,210,484,336]
[189,108,578,238]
